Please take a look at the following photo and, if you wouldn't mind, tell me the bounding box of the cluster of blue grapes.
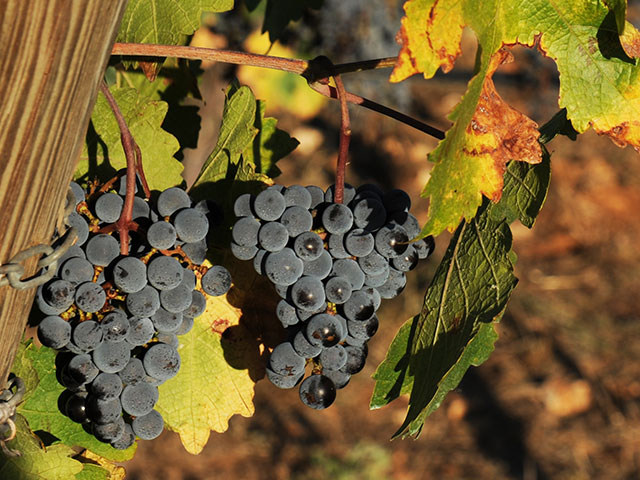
[231,183,434,409]
[35,178,231,449]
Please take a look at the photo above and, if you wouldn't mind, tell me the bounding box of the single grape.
[327,233,350,259]
[319,344,347,370]
[233,193,253,217]
[111,423,136,450]
[182,291,206,318]
[283,185,312,208]
[65,392,89,423]
[253,249,268,275]
[299,375,336,410]
[72,320,103,352]
[118,357,146,386]
[276,299,298,327]
[160,283,192,313]
[290,276,326,312]
[147,256,183,291]
[67,353,99,384]
[292,329,322,358]
[42,279,75,311]
[340,344,367,374]
[302,250,333,279]
[323,369,351,389]
[91,372,123,401]
[265,367,304,389]
[64,212,90,246]
[331,259,365,291]
[112,256,147,293]
[264,248,304,286]
[321,203,353,234]
[157,332,179,349]
[358,250,387,276]
[293,231,324,261]
[143,343,181,381]
[347,314,379,340]
[374,223,409,258]
[126,317,155,346]
[59,257,94,287]
[201,265,232,296]
[231,217,261,247]
[101,311,129,343]
[131,410,164,440]
[175,315,194,335]
[325,276,352,304]
[306,185,325,208]
[389,211,420,239]
[151,307,183,333]
[86,395,122,424]
[253,189,286,221]
[182,238,207,264]
[85,234,120,267]
[126,285,160,318]
[342,290,375,321]
[37,315,71,349]
[352,198,386,232]
[75,281,106,313]
[132,196,151,220]
[230,242,258,261]
[157,187,191,217]
[120,383,159,416]
[94,192,123,223]
[413,235,435,259]
[364,267,389,288]
[383,189,411,214]
[92,341,131,374]
[146,221,177,250]
[69,181,85,206]
[306,314,344,348]
[258,221,289,252]
[344,228,375,257]
[173,208,208,243]
[392,244,418,271]
[280,206,313,237]
[377,267,407,299]
[269,342,306,377]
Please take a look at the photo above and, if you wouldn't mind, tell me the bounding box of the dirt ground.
[125,9,640,480]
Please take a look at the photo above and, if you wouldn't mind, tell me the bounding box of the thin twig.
[99,81,145,254]
[333,75,351,204]
[310,83,445,140]
[111,43,445,139]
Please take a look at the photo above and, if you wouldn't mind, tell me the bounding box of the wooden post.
[0,1,129,383]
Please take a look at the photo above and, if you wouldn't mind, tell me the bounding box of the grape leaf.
[372,153,550,438]
[156,258,279,454]
[12,341,136,462]
[78,86,183,191]
[74,464,109,480]
[395,0,640,237]
[242,100,300,178]
[117,0,233,45]
[244,0,323,43]
[0,415,82,480]
[76,450,125,480]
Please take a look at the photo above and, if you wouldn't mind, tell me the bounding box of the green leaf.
[193,84,258,188]
[370,317,418,409]
[157,258,278,454]
[377,154,551,438]
[74,464,109,480]
[0,415,83,480]
[395,0,640,237]
[12,342,136,462]
[117,0,233,45]
[78,86,183,191]
[242,100,299,178]
[245,0,323,43]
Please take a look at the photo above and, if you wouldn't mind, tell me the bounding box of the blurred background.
[127,1,640,478]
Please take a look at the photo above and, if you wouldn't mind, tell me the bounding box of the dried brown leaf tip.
[466,48,542,200]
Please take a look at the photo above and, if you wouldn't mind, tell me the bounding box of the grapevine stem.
[111,43,445,139]
[99,81,147,254]
[333,74,351,204]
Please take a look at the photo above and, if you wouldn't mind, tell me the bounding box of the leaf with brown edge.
[391,0,464,83]
[418,48,541,237]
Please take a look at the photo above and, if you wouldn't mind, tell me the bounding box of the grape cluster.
[35,177,231,449]
[231,183,434,409]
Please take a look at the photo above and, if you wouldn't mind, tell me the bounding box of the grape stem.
[333,72,351,204]
[98,81,150,254]
[111,43,445,140]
